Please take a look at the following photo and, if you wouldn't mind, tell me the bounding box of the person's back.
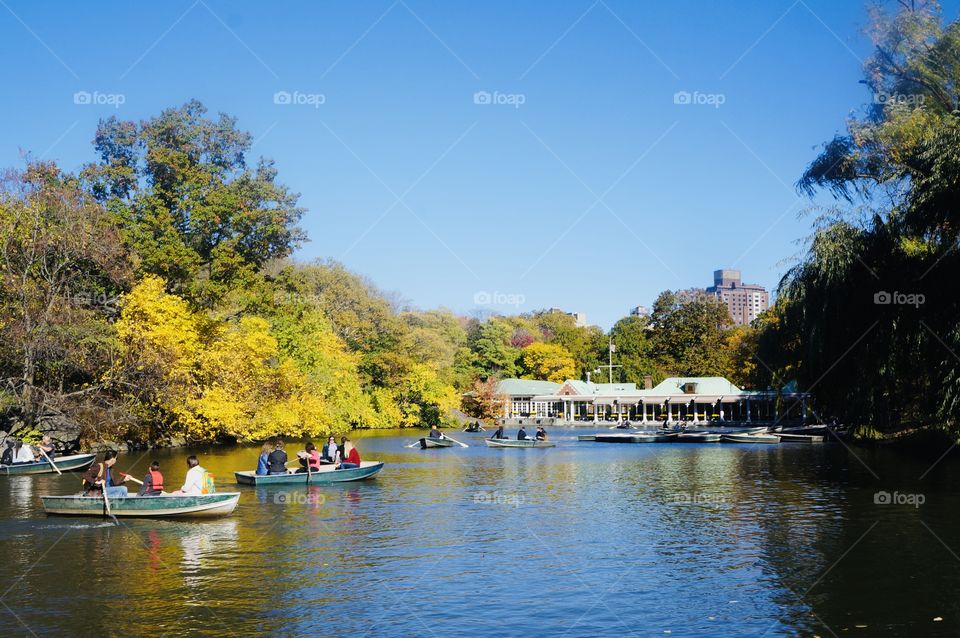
[138,462,165,496]
[1,443,13,466]
[180,460,205,495]
[517,428,527,441]
[491,427,504,440]
[14,442,34,464]
[267,443,288,475]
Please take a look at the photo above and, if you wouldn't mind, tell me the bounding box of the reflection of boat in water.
[1,453,96,475]
[234,461,384,485]
[675,432,722,442]
[41,493,241,518]
[777,433,825,443]
[179,518,240,585]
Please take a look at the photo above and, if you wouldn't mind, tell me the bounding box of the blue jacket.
[256,453,269,476]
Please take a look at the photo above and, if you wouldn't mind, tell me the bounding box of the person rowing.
[429,426,444,439]
[490,425,505,440]
[34,435,56,461]
[82,450,133,498]
[296,442,321,473]
[535,427,548,441]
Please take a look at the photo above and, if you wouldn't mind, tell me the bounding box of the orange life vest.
[148,470,164,492]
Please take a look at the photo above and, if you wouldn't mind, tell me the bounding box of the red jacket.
[346,448,360,465]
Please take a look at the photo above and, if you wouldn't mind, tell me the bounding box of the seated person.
[337,440,361,470]
[256,442,273,476]
[296,443,321,473]
[322,436,339,463]
[34,435,56,461]
[171,456,205,495]
[490,426,505,440]
[1,440,14,466]
[517,427,528,441]
[138,461,165,496]
[13,441,35,464]
[429,426,443,439]
[82,450,132,498]
[535,427,547,441]
[267,440,289,475]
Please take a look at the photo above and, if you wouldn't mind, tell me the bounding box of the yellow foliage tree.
[520,342,576,382]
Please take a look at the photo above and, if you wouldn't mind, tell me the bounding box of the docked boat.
[577,435,596,441]
[676,432,722,443]
[777,433,825,443]
[420,436,455,449]
[594,432,678,443]
[41,492,240,518]
[721,433,781,444]
[234,461,384,485]
[485,439,556,448]
[1,453,97,476]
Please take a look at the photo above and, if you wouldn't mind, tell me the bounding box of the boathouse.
[495,376,810,426]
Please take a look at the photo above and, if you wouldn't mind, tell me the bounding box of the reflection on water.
[1,429,959,636]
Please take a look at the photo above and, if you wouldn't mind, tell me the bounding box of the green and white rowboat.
[420,437,455,449]
[1,453,96,476]
[41,492,240,518]
[485,439,556,448]
[676,432,722,442]
[721,433,781,444]
[234,461,384,485]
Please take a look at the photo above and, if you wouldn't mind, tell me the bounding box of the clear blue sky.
[3,0,957,329]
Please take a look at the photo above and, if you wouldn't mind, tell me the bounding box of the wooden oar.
[39,447,61,475]
[406,439,424,448]
[100,478,119,525]
[442,435,469,448]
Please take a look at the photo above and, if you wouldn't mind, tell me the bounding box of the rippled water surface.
[2,428,960,637]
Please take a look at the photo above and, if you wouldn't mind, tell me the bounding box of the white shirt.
[15,446,35,463]
[180,465,205,495]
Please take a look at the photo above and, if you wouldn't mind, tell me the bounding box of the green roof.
[496,379,561,396]
[648,377,742,396]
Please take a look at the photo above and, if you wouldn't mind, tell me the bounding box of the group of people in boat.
[255,437,362,476]
[489,425,548,441]
[80,451,210,498]
[1,436,57,466]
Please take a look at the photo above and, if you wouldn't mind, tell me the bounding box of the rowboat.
[420,437,455,449]
[41,492,240,518]
[1,453,96,476]
[777,433,825,443]
[577,435,596,441]
[485,439,555,448]
[676,432,722,442]
[234,461,384,485]
[594,432,678,443]
[721,433,781,444]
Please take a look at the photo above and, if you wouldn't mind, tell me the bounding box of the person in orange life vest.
[337,439,361,470]
[138,461,165,496]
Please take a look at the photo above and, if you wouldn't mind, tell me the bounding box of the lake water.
[1,428,959,637]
